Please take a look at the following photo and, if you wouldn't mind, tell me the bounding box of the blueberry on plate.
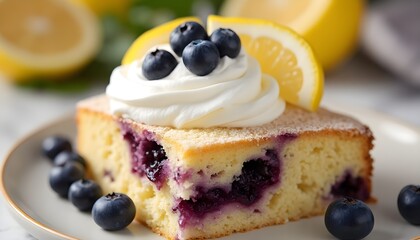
[42,135,72,160]
[142,49,178,80]
[49,161,85,198]
[182,40,220,76]
[69,179,102,211]
[398,184,420,225]
[170,21,208,57]
[210,28,241,58]
[54,151,87,167]
[92,192,136,231]
[325,197,374,240]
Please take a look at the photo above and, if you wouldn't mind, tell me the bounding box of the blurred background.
[0,0,420,237]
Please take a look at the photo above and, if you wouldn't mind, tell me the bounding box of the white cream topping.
[106,45,285,128]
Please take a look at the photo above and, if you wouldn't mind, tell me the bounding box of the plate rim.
[0,114,77,240]
[1,108,420,240]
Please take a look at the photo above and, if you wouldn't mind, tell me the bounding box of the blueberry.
[54,151,87,167]
[92,192,136,231]
[231,154,279,206]
[398,184,420,225]
[42,136,72,160]
[182,40,220,76]
[170,21,208,56]
[49,161,85,198]
[210,28,241,58]
[142,49,178,80]
[325,197,374,240]
[142,140,167,184]
[69,179,102,211]
[174,149,280,227]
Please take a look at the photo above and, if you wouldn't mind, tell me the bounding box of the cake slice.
[76,95,373,240]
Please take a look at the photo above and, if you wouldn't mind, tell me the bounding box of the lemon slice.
[0,0,101,82]
[122,17,202,65]
[220,0,365,71]
[207,15,323,111]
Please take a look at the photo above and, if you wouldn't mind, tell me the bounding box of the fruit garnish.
[325,197,374,240]
[42,135,72,161]
[69,179,102,212]
[207,15,324,111]
[0,0,101,82]
[49,161,85,198]
[92,192,136,231]
[122,16,201,65]
[220,0,365,71]
[182,40,220,76]
[170,21,208,57]
[54,151,87,167]
[210,28,241,58]
[142,49,178,80]
[398,185,420,225]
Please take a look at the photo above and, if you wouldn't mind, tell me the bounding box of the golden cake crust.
[77,95,372,149]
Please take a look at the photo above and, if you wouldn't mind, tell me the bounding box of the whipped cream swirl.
[106,45,285,128]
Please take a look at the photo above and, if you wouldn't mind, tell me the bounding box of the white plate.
[1,106,420,240]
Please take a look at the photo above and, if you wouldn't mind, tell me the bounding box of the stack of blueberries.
[43,135,136,231]
[142,21,241,80]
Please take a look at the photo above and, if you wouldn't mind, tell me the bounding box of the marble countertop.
[1,55,419,239]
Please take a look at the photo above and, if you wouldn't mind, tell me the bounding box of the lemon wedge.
[122,17,201,65]
[220,0,365,71]
[207,15,323,111]
[0,0,101,82]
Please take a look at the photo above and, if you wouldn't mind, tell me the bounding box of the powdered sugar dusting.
[78,95,371,148]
